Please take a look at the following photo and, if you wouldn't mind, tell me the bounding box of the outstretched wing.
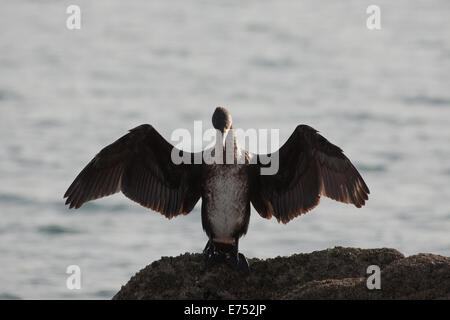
[64,124,202,218]
[250,125,369,223]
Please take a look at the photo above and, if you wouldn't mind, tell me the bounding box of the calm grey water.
[0,0,449,299]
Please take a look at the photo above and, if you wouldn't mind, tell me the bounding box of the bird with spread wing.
[64,107,369,273]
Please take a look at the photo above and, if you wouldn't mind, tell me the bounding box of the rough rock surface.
[113,247,450,299]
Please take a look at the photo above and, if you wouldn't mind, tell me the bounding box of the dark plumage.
[64,124,202,217]
[250,124,369,224]
[64,107,369,273]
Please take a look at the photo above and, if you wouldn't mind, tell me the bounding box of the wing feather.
[250,124,369,223]
[64,124,202,218]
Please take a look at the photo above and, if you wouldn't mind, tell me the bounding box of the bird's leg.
[203,238,222,269]
[203,238,213,256]
[203,239,213,268]
[230,237,250,275]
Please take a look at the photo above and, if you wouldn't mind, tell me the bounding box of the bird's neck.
[215,128,239,163]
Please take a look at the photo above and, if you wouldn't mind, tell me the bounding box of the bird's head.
[212,107,232,133]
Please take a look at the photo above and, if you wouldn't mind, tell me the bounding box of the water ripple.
[403,95,450,107]
[0,193,35,206]
[37,225,80,235]
[0,293,21,300]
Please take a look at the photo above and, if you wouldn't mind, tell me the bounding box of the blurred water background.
[0,0,449,299]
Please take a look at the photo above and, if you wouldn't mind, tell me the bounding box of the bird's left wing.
[249,125,369,223]
[64,124,202,218]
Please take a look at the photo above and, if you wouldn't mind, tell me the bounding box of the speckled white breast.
[203,148,249,243]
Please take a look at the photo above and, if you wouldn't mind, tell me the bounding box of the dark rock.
[112,247,450,300]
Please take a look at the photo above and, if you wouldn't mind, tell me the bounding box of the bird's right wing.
[64,124,202,218]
